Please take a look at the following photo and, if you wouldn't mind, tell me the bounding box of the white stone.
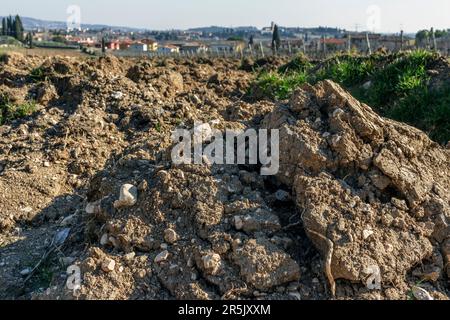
[363,228,374,240]
[101,258,116,272]
[85,202,100,214]
[100,233,110,246]
[20,268,32,276]
[154,250,170,263]
[114,184,138,209]
[412,286,433,300]
[111,91,124,100]
[234,216,244,230]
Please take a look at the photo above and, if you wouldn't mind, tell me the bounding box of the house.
[119,39,133,50]
[141,39,158,51]
[157,44,179,54]
[279,39,304,51]
[180,42,207,53]
[106,40,120,50]
[128,42,148,52]
[321,38,347,50]
[209,41,245,53]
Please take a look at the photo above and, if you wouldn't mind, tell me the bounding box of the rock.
[114,184,138,209]
[234,210,281,234]
[275,189,290,202]
[85,202,100,214]
[164,228,178,244]
[201,253,222,275]
[232,238,300,290]
[442,239,450,279]
[101,258,116,273]
[60,214,76,226]
[412,286,433,300]
[20,268,31,276]
[43,161,50,167]
[362,228,374,240]
[60,257,76,266]
[111,91,124,100]
[100,233,110,246]
[123,252,136,262]
[362,81,372,90]
[154,250,170,263]
[234,216,244,230]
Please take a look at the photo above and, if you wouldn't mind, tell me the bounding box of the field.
[0,51,449,300]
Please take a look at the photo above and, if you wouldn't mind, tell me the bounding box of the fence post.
[400,30,404,51]
[347,34,352,53]
[431,27,437,51]
[366,32,372,55]
[259,42,265,58]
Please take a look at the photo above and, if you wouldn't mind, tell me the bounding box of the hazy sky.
[1,0,449,32]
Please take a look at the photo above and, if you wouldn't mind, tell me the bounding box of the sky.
[1,0,450,33]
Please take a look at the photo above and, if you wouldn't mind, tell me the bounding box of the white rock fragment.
[114,184,138,209]
[20,268,32,276]
[100,233,110,246]
[123,252,136,261]
[362,81,372,90]
[363,228,374,240]
[234,216,244,230]
[202,253,221,275]
[332,108,345,118]
[154,250,170,263]
[101,258,116,273]
[85,202,100,214]
[412,286,434,300]
[111,91,124,100]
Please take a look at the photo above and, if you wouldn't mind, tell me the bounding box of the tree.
[1,18,6,36]
[271,24,281,54]
[101,36,106,54]
[26,32,33,48]
[249,35,254,47]
[7,16,13,36]
[14,15,24,41]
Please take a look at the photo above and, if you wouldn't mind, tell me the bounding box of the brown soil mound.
[0,53,448,300]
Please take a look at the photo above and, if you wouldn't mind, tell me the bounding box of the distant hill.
[188,26,259,33]
[0,16,145,32]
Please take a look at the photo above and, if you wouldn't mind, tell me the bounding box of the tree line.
[1,15,25,41]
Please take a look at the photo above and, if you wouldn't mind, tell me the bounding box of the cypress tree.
[7,16,13,36]
[271,24,281,54]
[14,15,24,41]
[1,18,6,36]
[102,36,106,54]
